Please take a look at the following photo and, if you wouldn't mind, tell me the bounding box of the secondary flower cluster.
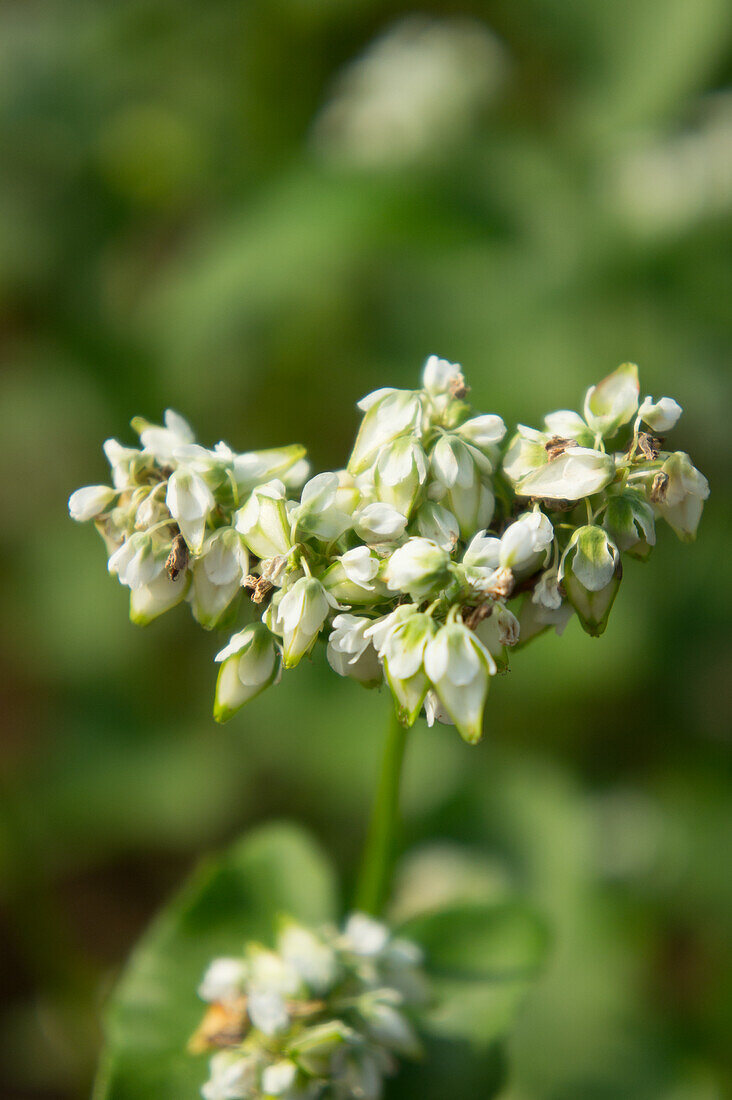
[69,356,708,743]
[190,913,426,1100]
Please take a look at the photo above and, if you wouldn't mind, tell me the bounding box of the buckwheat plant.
[71,356,708,1098]
[189,913,426,1100]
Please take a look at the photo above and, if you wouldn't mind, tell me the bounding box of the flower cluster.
[190,912,426,1100]
[70,356,708,743]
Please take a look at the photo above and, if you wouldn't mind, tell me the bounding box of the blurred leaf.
[93,822,338,1099]
[400,902,549,1048]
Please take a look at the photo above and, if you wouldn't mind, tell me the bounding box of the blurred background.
[1,1,730,1097]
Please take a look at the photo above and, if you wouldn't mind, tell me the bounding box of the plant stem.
[354,708,409,917]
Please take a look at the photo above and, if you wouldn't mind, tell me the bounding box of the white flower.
[380,611,437,725]
[364,604,419,655]
[223,443,308,494]
[354,502,408,544]
[415,500,459,551]
[166,468,215,552]
[374,434,428,516]
[135,408,195,461]
[277,577,339,668]
[651,451,709,541]
[103,438,145,489]
[261,1061,298,1096]
[326,614,382,686]
[198,958,248,1005]
[502,425,549,486]
[191,528,249,629]
[108,533,163,590]
[498,511,553,571]
[292,472,351,541]
[129,569,189,625]
[559,525,621,636]
[638,395,682,433]
[437,478,495,540]
[583,362,639,438]
[424,616,496,743]
[462,530,500,570]
[516,447,615,501]
[384,537,450,600]
[474,602,520,662]
[342,912,390,957]
[202,1052,259,1100]
[247,989,290,1036]
[68,485,117,522]
[279,923,338,995]
[456,413,506,449]
[348,389,423,474]
[422,354,463,395]
[235,480,292,559]
[213,624,281,722]
[603,489,656,554]
[322,547,382,604]
[430,434,481,489]
[543,409,594,445]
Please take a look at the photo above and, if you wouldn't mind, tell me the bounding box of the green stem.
[354,708,409,917]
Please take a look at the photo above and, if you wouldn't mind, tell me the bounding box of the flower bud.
[133,408,195,460]
[354,502,408,545]
[276,576,338,668]
[374,434,428,517]
[498,511,553,572]
[638,395,682,433]
[424,614,496,743]
[68,485,118,522]
[224,443,308,494]
[543,409,595,446]
[651,451,709,541]
[414,500,459,551]
[603,488,656,557]
[108,532,163,589]
[381,612,437,726]
[422,354,463,397]
[103,439,148,490]
[583,362,639,438]
[130,568,190,625]
[384,538,450,601]
[166,467,215,552]
[235,480,292,559]
[291,472,352,542]
[502,425,549,485]
[198,958,248,1006]
[455,413,506,450]
[560,525,621,636]
[348,389,423,474]
[327,614,382,687]
[191,528,249,629]
[322,546,382,604]
[440,478,495,540]
[202,1052,259,1100]
[213,624,281,722]
[516,447,615,501]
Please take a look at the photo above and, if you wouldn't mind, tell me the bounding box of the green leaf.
[399,902,549,1049]
[93,823,338,1100]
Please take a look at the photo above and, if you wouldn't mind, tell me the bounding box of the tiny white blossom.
[166,468,215,552]
[198,958,248,1005]
[583,362,639,438]
[638,395,682,433]
[202,1052,259,1100]
[422,354,463,395]
[532,569,563,610]
[108,533,163,590]
[279,923,338,995]
[381,612,437,725]
[424,616,496,743]
[651,451,709,541]
[415,500,459,551]
[456,413,506,449]
[129,568,189,625]
[103,439,144,489]
[498,511,553,571]
[516,447,615,501]
[292,472,351,541]
[247,989,290,1036]
[277,577,339,668]
[136,408,195,461]
[261,1061,298,1096]
[349,389,423,474]
[559,525,621,636]
[213,624,280,722]
[543,409,594,445]
[68,485,117,522]
[342,912,390,956]
[235,480,292,559]
[384,537,450,600]
[374,434,428,516]
[354,501,408,544]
